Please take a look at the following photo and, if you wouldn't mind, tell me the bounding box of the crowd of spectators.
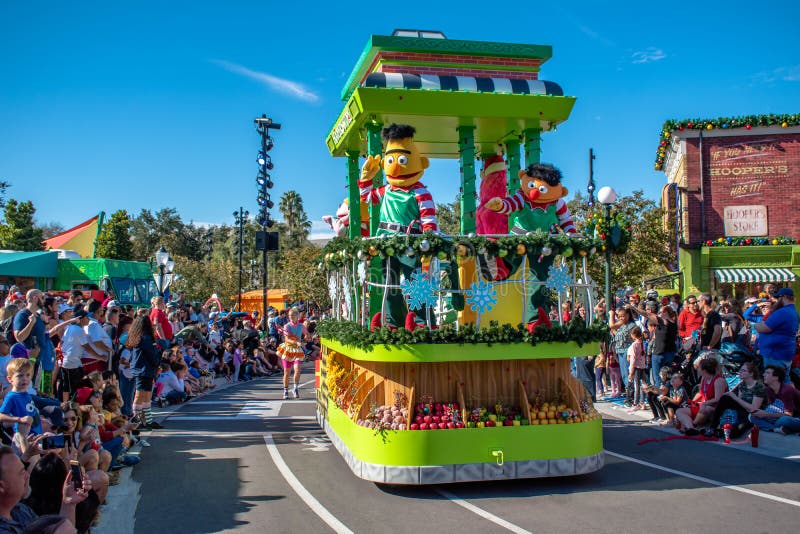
[0,284,322,533]
[582,283,800,440]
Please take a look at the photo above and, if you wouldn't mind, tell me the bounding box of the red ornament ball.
[745,239,752,245]
[706,240,713,246]
[746,124,752,129]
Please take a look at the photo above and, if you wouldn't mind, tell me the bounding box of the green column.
[458,125,477,235]
[523,128,542,167]
[365,122,384,318]
[366,121,383,237]
[345,150,361,239]
[505,139,521,195]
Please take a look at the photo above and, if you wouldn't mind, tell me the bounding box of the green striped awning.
[714,268,796,283]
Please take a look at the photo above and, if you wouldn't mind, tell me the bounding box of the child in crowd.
[232,340,244,382]
[277,307,308,399]
[646,367,672,423]
[0,358,40,438]
[607,350,622,397]
[627,326,648,412]
[661,371,689,425]
[594,352,607,398]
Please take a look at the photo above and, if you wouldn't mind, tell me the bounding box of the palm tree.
[278,190,312,248]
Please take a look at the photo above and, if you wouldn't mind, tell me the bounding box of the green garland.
[317,319,609,351]
[318,231,603,270]
[654,113,800,170]
[583,210,631,254]
[704,236,797,247]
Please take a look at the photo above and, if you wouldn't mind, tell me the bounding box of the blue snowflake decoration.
[545,264,573,295]
[465,279,498,314]
[400,268,440,310]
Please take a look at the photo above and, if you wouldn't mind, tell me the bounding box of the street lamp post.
[234,207,249,311]
[597,186,618,319]
[154,246,174,299]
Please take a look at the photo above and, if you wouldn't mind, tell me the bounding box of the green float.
[317,30,603,484]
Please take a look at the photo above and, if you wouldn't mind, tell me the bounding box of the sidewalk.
[595,398,800,462]
[94,375,251,534]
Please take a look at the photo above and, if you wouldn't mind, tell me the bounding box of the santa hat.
[481,154,507,177]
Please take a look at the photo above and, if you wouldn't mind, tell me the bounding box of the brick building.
[657,117,800,298]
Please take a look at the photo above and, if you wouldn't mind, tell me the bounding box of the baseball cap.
[106,300,120,309]
[58,303,73,316]
[9,343,29,359]
[75,387,95,406]
[774,288,794,298]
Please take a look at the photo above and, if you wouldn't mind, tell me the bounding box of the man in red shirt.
[149,296,173,349]
[677,295,704,345]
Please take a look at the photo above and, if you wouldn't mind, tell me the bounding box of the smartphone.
[69,460,82,490]
[41,434,66,450]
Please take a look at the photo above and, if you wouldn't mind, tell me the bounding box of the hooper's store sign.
[723,205,767,236]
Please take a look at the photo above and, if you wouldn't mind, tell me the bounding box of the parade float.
[316,30,607,484]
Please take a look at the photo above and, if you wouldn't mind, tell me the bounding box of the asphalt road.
[129,367,800,534]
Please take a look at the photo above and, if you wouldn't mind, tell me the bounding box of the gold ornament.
[516,244,527,255]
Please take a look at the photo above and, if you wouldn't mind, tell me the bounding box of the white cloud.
[631,47,666,64]
[750,64,800,84]
[211,59,320,103]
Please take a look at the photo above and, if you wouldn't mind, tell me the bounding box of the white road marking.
[168,415,316,421]
[264,433,354,534]
[606,450,800,508]
[435,488,532,534]
[191,400,316,405]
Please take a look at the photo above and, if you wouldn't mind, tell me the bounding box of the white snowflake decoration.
[342,274,352,318]
[545,264,573,295]
[327,274,338,305]
[465,279,498,314]
[356,262,367,285]
[400,268,440,310]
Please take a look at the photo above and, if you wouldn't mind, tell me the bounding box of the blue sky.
[1,1,798,239]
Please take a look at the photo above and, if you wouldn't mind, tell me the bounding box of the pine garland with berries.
[318,231,603,270]
[703,236,797,247]
[317,319,609,351]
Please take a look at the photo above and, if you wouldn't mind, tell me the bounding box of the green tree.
[170,255,240,305]
[436,195,461,235]
[567,190,672,290]
[274,245,330,308]
[130,208,207,261]
[0,199,44,251]
[95,209,133,260]
[278,190,312,249]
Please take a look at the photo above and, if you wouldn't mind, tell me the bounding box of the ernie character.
[486,163,577,330]
[359,123,439,329]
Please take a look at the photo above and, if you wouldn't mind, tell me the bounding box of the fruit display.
[408,397,464,430]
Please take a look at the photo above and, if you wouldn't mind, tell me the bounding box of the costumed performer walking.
[277,307,307,399]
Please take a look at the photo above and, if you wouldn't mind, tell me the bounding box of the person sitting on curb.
[749,365,800,435]
[675,357,728,436]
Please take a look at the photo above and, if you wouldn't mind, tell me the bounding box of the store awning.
[713,268,796,283]
[0,251,59,278]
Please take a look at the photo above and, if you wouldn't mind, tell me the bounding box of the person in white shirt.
[156,362,187,404]
[58,309,94,401]
[83,300,112,374]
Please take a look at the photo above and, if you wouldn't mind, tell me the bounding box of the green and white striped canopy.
[713,268,796,283]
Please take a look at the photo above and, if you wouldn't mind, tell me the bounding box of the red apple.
[428,423,437,430]
[486,420,495,427]
[447,422,455,429]
[415,416,423,424]
[437,422,447,429]
[423,416,432,424]
[503,420,513,426]
[432,416,440,424]
[419,423,429,430]
[453,403,460,411]
[410,424,420,430]
[456,422,465,428]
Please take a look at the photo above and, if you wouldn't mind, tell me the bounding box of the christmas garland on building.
[317,319,609,351]
[318,231,603,270]
[654,113,800,170]
[704,236,797,247]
